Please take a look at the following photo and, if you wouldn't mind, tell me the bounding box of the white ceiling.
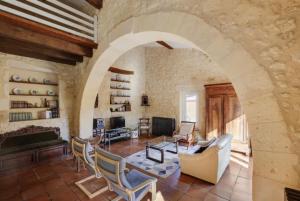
[143,41,193,49]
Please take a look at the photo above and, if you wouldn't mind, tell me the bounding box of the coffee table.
[145,136,178,163]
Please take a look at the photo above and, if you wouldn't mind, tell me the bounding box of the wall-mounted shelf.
[111,79,130,83]
[10,107,50,109]
[9,94,58,97]
[109,67,133,114]
[109,67,134,75]
[110,87,130,90]
[111,111,131,113]
[9,70,60,123]
[9,117,60,122]
[9,80,58,86]
[111,95,130,98]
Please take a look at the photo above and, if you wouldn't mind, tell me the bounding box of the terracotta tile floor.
[0,137,252,201]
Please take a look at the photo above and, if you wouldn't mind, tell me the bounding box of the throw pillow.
[194,137,216,153]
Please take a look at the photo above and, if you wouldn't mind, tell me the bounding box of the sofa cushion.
[215,134,233,149]
[197,137,217,146]
[194,137,216,153]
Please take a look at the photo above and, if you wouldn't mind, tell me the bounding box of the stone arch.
[77,12,298,200]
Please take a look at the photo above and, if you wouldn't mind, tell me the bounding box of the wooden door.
[224,95,245,142]
[205,83,250,154]
[206,95,223,139]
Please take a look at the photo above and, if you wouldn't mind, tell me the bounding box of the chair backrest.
[95,148,130,189]
[71,137,94,169]
[178,121,195,136]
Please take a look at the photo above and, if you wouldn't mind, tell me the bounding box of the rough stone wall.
[144,48,229,135]
[97,0,300,143]
[0,53,76,140]
[94,47,146,129]
[73,1,300,199]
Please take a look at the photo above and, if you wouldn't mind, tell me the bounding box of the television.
[110,116,125,129]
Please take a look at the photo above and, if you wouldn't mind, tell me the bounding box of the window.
[181,92,198,122]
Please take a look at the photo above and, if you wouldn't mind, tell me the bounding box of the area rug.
[126,143,192,178]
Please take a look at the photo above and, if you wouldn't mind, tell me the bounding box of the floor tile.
[0,138,252,201]
[179,194,205,201]
[21,184,47,201]
[204,193,228,201]
[230,190,252,201]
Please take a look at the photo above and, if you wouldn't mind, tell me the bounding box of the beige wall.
[94,47,146,129]
[0,53,76,140]
[144,48,228,135]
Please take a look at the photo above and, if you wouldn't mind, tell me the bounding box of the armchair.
[71,137,108,199]
[95,148,157,201]
[173,121,195,149]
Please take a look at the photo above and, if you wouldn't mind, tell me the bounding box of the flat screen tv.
[110,116,125,129]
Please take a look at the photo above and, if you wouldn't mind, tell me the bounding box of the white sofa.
[178,134,233,184]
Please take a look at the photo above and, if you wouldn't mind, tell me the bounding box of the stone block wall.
[144,48,228,135]
[73,1,300,200]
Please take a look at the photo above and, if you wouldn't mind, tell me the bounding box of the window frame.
[180,90,199,123]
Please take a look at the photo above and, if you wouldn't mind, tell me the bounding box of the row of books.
[9,112,32,122]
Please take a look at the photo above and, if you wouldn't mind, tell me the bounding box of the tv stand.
[104,127,131,146]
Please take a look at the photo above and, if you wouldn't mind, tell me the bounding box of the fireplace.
[152,117,176,136]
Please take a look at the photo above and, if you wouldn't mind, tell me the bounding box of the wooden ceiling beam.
[156,41,174,49]
[0,37,81,65]
[0,11,98,49]
[86,0,103,9]
[0,21,93,57]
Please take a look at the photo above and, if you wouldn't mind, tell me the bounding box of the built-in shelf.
[9,70,60,123]
[9,94,58,97]
[9,80,58,86]
[109,68,132,114]
[111,111,131,113]
[110,87,130,90]
[111,95,130,98]
[9,117,60,122]
[10,107,50,109]
[111,79,130,83]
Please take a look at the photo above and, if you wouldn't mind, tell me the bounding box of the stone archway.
[77,12,298,201]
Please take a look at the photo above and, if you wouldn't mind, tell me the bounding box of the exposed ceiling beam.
[0,37,81,65]
[0,11,98,49]
[156,41,174,49]
[85,0,103,9]
[0,21,93,57]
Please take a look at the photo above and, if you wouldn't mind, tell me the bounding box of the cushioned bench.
[0,126,67,171]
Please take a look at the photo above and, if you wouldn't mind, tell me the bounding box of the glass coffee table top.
[146,136,177,149]
[145,136,178,163]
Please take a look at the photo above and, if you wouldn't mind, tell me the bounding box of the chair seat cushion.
[126,169,152,199]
